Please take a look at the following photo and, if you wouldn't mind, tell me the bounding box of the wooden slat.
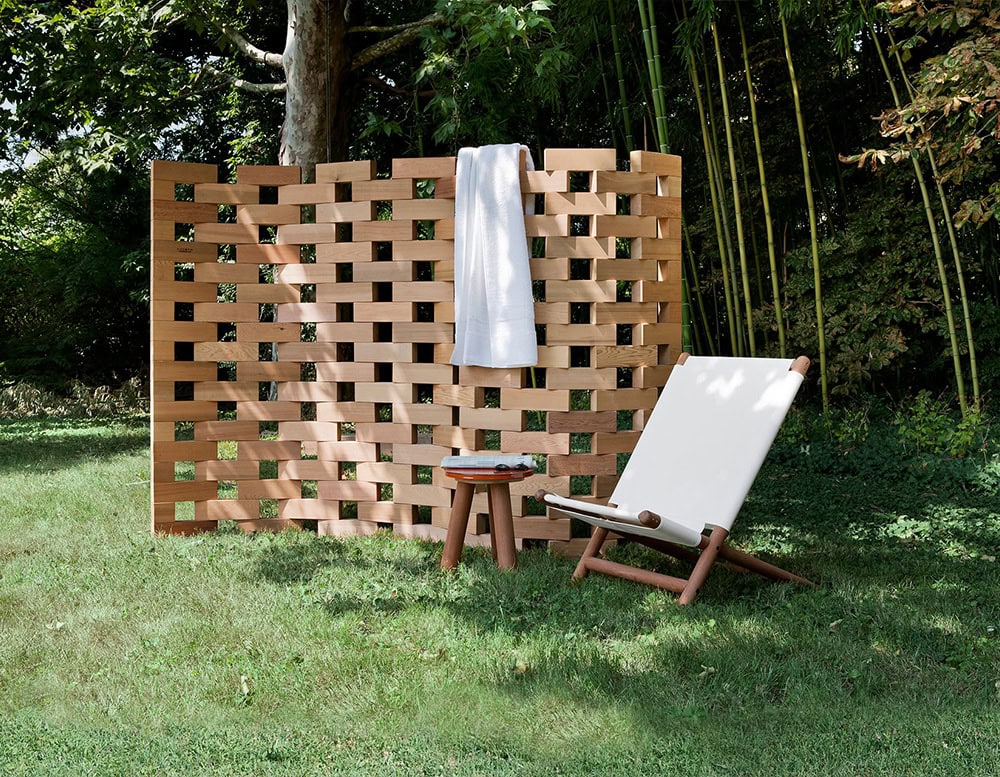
[150,150,681,544]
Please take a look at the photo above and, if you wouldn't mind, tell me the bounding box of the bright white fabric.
[544,357,805,547]
[451,144,538,368]
[610,356,804,537]
[542,492,703,547]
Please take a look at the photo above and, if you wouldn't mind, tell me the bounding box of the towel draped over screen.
[450,143,538,368]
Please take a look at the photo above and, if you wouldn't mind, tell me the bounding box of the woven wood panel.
[150,149,683,550]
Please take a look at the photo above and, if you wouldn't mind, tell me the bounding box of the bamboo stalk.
[701,48,745,355]
[608,0,634,153]
[882,19,978,410]
[738,3,786,356]
[863,11,970,413]
[684,220,717,355]
[645,0,670,152]
[781,11,828,410]
[712,21,756,355]
[689,50,738,354]
[592,17,618,150]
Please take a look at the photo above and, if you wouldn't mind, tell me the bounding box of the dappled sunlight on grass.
[0,417,998,774]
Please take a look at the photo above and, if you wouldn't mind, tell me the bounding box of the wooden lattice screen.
[150,148,682,552]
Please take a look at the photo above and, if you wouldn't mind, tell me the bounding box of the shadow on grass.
[248,459,999,734]
[0,416,148,475]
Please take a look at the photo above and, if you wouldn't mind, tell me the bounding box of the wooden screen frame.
[150,148,682,552]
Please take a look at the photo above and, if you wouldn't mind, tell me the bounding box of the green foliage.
[0,158,149,386]
[0,377,146,419]
[893,390,987,457]
[862,1,1000,226]
[780,188,946,396]
[417,0,570,146]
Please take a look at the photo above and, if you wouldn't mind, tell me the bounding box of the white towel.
[451,143,538,368]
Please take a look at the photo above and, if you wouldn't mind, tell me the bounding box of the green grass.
[1,416,998,776]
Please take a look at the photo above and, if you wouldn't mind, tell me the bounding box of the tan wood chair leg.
[678,526,729,605]
[488,482,517,570]
[573,526,609,581]
[441,481,475,570]
[716,543,816,587]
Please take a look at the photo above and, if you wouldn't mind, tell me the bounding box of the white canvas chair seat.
[538,354,815,604]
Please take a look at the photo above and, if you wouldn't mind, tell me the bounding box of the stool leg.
[441,481,475,570]
[488,483,517,570]
[487,487,498,562]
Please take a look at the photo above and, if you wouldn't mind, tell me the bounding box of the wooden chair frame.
[537,354,815,605]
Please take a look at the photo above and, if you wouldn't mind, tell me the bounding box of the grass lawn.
[0,415,998,776]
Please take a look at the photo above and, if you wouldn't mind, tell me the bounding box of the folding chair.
[537,354,815,605]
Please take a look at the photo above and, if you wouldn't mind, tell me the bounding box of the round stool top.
[443,467,534,483]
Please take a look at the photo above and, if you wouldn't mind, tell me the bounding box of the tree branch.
[348,16,440,35]
[202,64,286,94]
[362,75,436,98]
[351,12,446,71]
[212,19,284,68]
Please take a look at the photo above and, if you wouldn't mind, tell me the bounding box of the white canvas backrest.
[609,356,805,534]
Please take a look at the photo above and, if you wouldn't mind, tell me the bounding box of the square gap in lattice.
[569,259,592,280]
[617,324,633,345]
[569,172,591,192]
[174,382,194,401]
[300,245,317,264]
[174,183,194,201]
[415,261,433,281]
[218,361,237,382]
[416,179,434,199]
[174,262,194,282]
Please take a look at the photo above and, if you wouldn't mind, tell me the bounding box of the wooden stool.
[440,467,533,570]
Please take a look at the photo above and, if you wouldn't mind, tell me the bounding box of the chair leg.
[678,526,729,605]
[572,526,609,581]
[716,543,816,587]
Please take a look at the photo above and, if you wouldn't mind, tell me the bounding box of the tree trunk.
[280,0,351,179]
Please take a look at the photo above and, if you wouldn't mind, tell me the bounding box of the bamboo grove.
[597,0,996,414]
